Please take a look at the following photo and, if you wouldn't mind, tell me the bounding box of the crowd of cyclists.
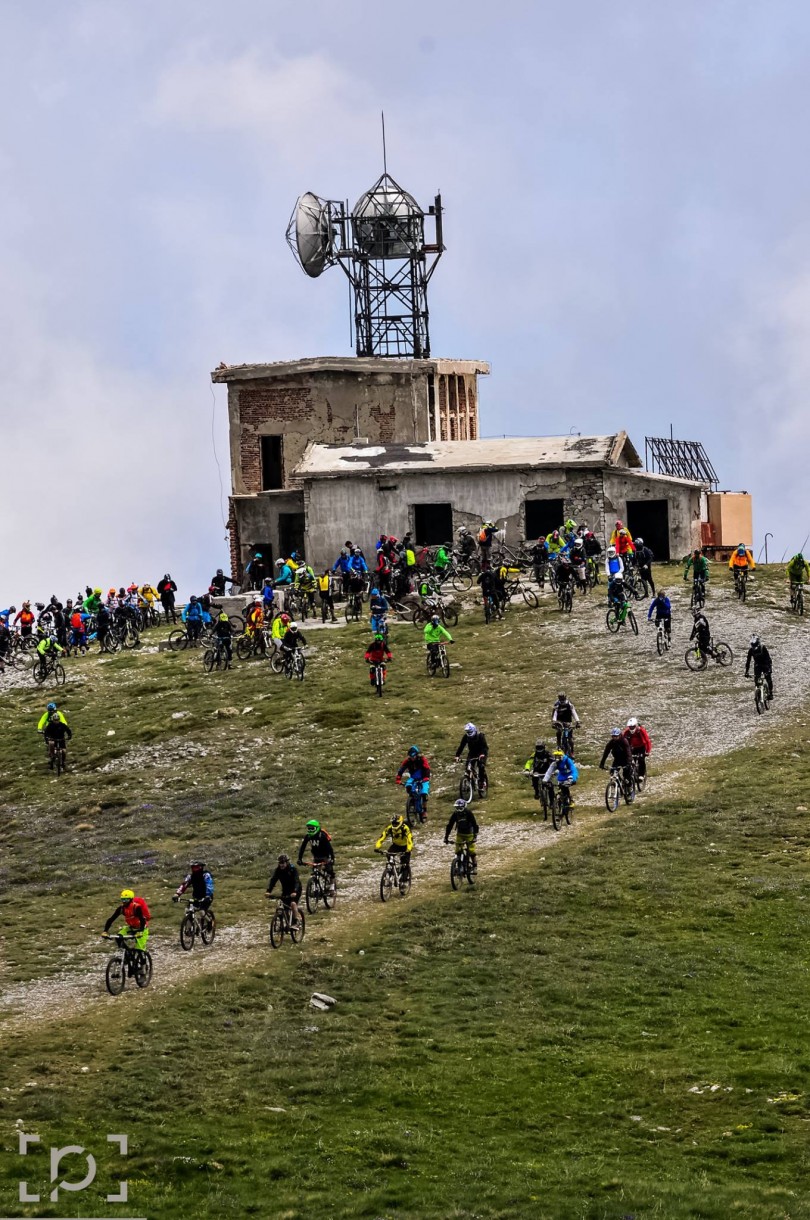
[4,514,807,988]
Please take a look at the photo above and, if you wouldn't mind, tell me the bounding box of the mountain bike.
[550,782,572,831]
[47,738,67,776]
[654,618,671,655]
[203,639,232,672]
[426,643,451,678]
[753,672,771,714]
[404,777,429,824]
[344,590,364,623]
[235,628,267,661]
[282,648,306,680]
[377,849,411,901]
[303,861,337,913]
[178,900,216,950]
[459,755,488,802]
[604,764,635,812]
[557,582,574,613]
[789,583,805,615]
[606,600,638,635]
[103,932,153,995]
[630,753,648,795]
[690,577,706,609]
[372,661,386,696]
[503,578,539,609]
[269,899,305,947]
[483,593,505,623]
[555,723,577,759]
[733,568,748,601]
[32,655,66,685]
[450,841,477,889]
[684,639,733,671]
[586,557,601,588]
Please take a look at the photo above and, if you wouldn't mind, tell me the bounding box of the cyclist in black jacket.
[455,723,489,793]
[445,798,479,870]
[297,819,335,880]
[265,855,302,926]
[745,636,774,699]
[599,728,633,786]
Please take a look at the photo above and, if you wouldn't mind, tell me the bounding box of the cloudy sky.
[2,0,809,602]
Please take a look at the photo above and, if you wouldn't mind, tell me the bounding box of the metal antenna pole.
[381,111,387,175]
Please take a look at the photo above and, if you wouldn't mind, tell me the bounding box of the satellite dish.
[289,192,334,278]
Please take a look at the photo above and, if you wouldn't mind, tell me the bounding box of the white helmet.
[464,722,477,735]
[626,717,638,729]
[275,559,285,568]
[607,545,617,557]
[288,621,299,630]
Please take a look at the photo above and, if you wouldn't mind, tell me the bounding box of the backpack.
[478,528,488,543]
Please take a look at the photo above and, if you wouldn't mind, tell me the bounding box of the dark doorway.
[413,502,453,546]
[524,498,564,540]
[246,544,273,585]
[279,513,305,559]
[261,435,283,491]
[626,500,670,561]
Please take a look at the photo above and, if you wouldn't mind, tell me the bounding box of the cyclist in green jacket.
[423,615,454,667]
[683,549,710,586]
[787,553,810,592]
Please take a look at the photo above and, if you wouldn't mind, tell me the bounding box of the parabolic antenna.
[287,192,334,278]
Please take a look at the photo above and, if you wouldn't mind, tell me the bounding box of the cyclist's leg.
[454,831,465,856]
[134,928,149,952]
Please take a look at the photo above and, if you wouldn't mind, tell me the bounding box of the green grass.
[1,563,809,1217]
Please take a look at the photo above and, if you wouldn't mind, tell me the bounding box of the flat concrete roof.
[292,433,647,479]
[211,356,490,383]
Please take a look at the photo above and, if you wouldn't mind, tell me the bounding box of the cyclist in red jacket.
[364,633,392,685]
[102,889,151,951]
[622,718,652,780]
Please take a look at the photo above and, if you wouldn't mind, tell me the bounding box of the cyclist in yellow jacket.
[375,814,413,880]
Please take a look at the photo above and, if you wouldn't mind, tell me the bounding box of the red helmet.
[281,613,290,624]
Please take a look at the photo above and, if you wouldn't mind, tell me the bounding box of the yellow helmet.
[120,888,135,901]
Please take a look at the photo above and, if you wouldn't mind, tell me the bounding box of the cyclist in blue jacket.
[543,750,579,807]
[647,590,672,639]
[182,595,205,642]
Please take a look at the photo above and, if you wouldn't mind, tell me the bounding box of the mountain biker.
[295,561,318,614]
[477,563,500,614]
[396,745,431,817]
[365,632,392,685]
[683,549,709,589]
[623,718,652,780]
[265,855,302,927]
[317,570,337,622]
[14,602,35,638]
[689,608,712,657]
[609,521,635,556]
[478,521,497,559]
[551,693,580,750]
[457,526,477,561]
[582,529,602,560]
[728,544,756,578]
[37,701,67,733]
[562,517,579,545]
[68,607,89,655]
[543,749,579,807]
[280,621,306,659]
[647,590,672,638]
[555,553,575,599]
[530,536,550,585]
[213,611,233,666]
[633,539,655,595]
[424,614,454,663]
[455,723,489,794]
[173,861,214,911]
[546,529,567,557]
[444,798,479,870]
[297,819,335,880]
[369,588,389,633]
[524,739,554,801]
[434,542,452,578]
[244,599,264,637]
[157,575,178,623]
[182,595,205,642]
[103,889,151,951]
[96,601,115,652]
[275,558,295,591]
[745,635,774,700]
[270,611,289,658]
[375,814,413,881]
[599,727,633,787]
[260,578,275,616]
[43,710,72,767]
[787,552,810,595]
[209,569,232,597]
[35,634,63,679]
[605,544,624,584]
[568,537,588,589]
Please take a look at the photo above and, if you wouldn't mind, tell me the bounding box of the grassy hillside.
[1,563,808,1218]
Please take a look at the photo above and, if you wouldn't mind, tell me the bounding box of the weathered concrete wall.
[231,490,305,573]
[603,470,702,557]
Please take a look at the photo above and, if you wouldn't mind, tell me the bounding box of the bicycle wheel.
[606,609,620,633]
[376,667,384,697]
[135,952,153,988]
[398,872,411,898]
[380,867,394,903]
[322,876,337,910]
[105,954,126,995]
[201,912,216,945]
[450,856,463,891]
[628,611,638,636]
[656,629,664,656]
[306,877,320,914]
[236,636,254,661]
[168,629,188,651]
[451,572,473,593]
[552,794,564,831]
[484,600,492,624]
[459,774,474,803]
[442,607,459,628]
[295,654,305,681]
[713,641,733,667]
[269,911,285,947]
[290,911,306,944]
[441,651,450,678]
[405,796,416,828]
[635,769,647,795]
[605,777,620,812]
[798,589,804,616]
[180,915,195,950]
[478,775,488,800]
[624,778,636,806]
[270,652,284,674]
[685,647,707,671]
[203,650,216,673]
[522,587,539,609]
[55,748,64,777]
[32,664,46,684]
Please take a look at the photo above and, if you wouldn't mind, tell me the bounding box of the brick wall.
[240,387,312,423]
[227,499,242,582]
[369,405,397,442]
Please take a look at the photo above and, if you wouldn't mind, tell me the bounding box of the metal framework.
[644,436,719,487]
[286,172,444,358]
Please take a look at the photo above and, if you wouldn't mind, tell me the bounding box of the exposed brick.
[369,405,397,443]
[240,386,313,424]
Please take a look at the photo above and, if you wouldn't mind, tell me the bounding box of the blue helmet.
[47,702,56,711]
